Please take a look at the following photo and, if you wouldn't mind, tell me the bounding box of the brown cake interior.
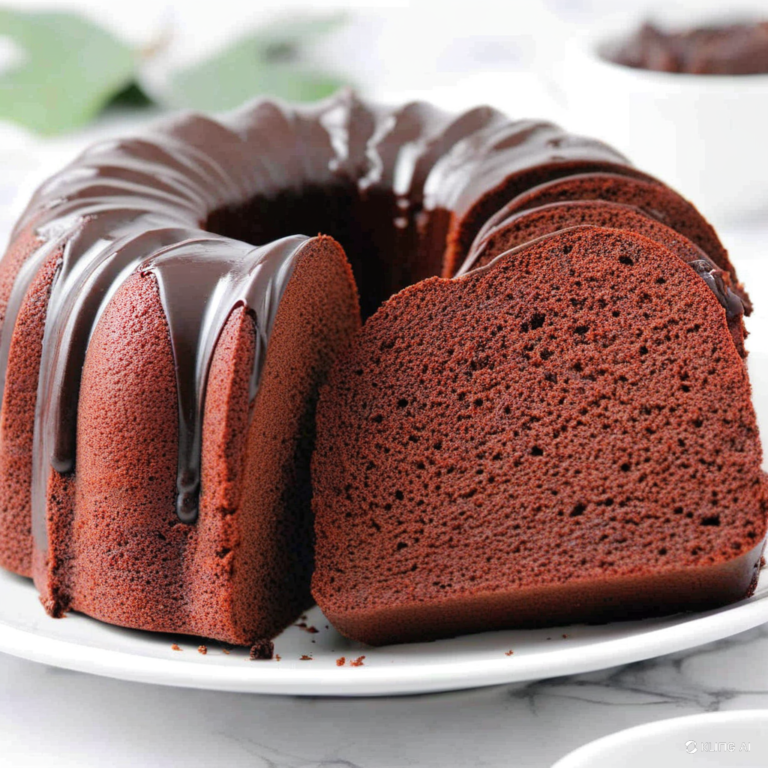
[470,172,746,307]
[459,200,747,357]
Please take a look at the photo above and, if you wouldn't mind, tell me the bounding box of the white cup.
[559,10,768,227]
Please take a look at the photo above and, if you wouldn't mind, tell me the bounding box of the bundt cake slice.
[458,200,747,356]
[469,172,748,311]
[312,227,766,646]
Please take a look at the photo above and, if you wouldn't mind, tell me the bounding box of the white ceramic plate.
[1,256,768,699]
[552,710,768,768]
[0,566,766,697]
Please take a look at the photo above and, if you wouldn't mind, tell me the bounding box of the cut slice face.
[312,226,766,646]
[458,200,746,356]
[469,172,748,312]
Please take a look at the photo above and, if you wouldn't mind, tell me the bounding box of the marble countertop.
[1,624,767,767]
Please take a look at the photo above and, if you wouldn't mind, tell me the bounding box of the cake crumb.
[275,654,281,661]
[562,634,568,639]
[249,639,275,660]
[306,625,319,634]
[505,650,514,656]
[300,654,313,661]
[198,645,207,655]
[350,655,366,667]
[171,643,182,652]
[336,656,346,666]
[222,645,231,655]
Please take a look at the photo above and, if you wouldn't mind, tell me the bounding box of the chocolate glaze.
[688,258,745,320]
[146,235,306,523]
[608,20,768,75]
[0,91,634,539]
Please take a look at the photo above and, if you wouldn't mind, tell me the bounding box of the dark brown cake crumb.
[312,226,765,646]
[275,654,281,661]
[198,645,207,655]
[249,639,275,660]
[300,654,313,661]
[171,643,181,651]
[505,650,515,656]
[336,656,346,666]
[350,656,366,667]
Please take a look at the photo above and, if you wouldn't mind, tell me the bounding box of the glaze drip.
[689,259,744,320]
[144,235,306,523]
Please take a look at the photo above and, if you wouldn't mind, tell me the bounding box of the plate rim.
[551,709,768,767]
[0,574,767,697]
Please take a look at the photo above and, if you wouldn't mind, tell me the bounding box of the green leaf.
[0,9,137,135]
[106,80,155,111]
[167,14,349,111]
[249,12,348,54]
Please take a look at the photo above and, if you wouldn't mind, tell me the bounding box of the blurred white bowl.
[560,15,768,226]
[552,710,768,768]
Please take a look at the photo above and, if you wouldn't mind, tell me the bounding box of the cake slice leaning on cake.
[312,226,767,646]
[466,171,750,311]
[458,200,748,357]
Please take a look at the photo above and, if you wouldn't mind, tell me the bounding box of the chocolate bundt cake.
[312,227,766,646]
[2,91,667,645]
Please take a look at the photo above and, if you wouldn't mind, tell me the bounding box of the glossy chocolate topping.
[0,91,634,539]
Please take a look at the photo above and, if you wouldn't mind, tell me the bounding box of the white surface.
[553,710,768,767]
[1,564,768,697]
